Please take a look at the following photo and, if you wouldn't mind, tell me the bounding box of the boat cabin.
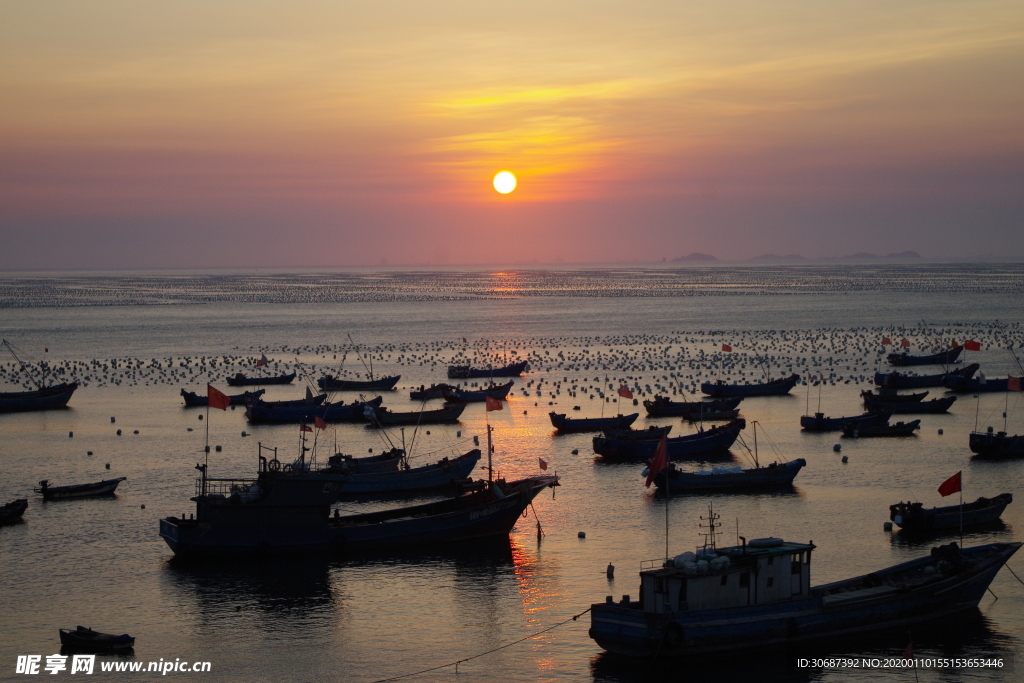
[637,538,815,614]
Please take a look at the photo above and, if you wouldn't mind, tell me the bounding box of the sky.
[1,0,1023,269]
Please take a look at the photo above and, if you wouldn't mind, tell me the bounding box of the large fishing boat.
[887,347,963,366]
[643,396,742,417]
[447,360,528,379]
[318,374,401,391]
[700,374,800,398]
[0,340,78,412]
[889,494,1012,532]
[226,371,296,386]
[969,429,1024,459]
[589,537,1021,657]
[593,420,746,461]
[874,363,978,389]
[245,395,382,423]
[549,412,638,433]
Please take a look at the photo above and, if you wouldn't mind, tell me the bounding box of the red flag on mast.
[721,344,732,352]
[938,471,962,497]
[964,340,981,351]
[314,416,327,430]
[900,339,911,348]
[299,423,313,432]
[618,385,633,399]
[485,396,503,411]
[207,384,230,411]
[645,436,669,488]
[538,458,548,471]
[881,337,892,345]
[1009,376,1022,392]
[256,353,269,367]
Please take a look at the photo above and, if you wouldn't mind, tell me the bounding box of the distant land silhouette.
[669,251,922,263]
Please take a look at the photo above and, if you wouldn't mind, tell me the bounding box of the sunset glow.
[493,171,517,194]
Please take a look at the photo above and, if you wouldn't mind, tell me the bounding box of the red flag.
[299,422,313,432]
[462,337,467,344]
[314,416,327,430]
[951,340,961,349]
[900,338,911,348]
[645,436,668,488]
[44,348,48,353]
[618,385,633,399]
[256,353,269,367]
[539,458,548,471]
[964,340,981,351]
[1009,376,1022,392]
[903,641,913,660]
[721,344,732,352]
[485,396,503,411]
[881,337,891,345]
[938,471,962,497]
[207,384,231,411]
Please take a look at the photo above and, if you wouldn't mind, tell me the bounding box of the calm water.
[2,265,1023,682]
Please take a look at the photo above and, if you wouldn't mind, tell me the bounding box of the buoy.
[842,455,848,463]
[578,531,586,538]
[241,431,247,437]
[110,416,115,423]
[69,431,73,438]
[215,445,222,452]
[883,522,893,531]
[456,430,461,437]
[133,430,139,434]
[426,430,430,435]
[116,429,122,435]
[87,451,93,455]
[187,428,193,432]
[938,429,943,435]
[105,463,110,469]
[571,448,579,455]
[833,444,841,452]
[204,445,210,453]
[198,414,203,420]
[606,563,615,579]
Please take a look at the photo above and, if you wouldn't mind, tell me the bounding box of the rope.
[1005,563,1024,587]
[366,607,592,682]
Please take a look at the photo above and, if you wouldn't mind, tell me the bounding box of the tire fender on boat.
[268,459,281,472]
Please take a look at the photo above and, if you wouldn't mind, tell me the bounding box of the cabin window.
[791,560,802,575]
[740,572,750,588]
[720,575,728,586]
[678,579,688,609]
[655,577,666,593]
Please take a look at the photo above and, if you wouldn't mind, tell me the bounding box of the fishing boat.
[860,389,928,403]
[643,396,742,418]
[250,392,327,408]
[602,425,674,441]
[59,626,135,652]
[680,408,740,423]
[225,371,296,387]
[593,420,746,461]
[864,395,956,414]
[180,387,264,407]
[447,360,528,379]
[316,450,482,495]
[0,498,28,525]
[442,381,514,403]
[158,455,557,556]
[649,459,806,491]
[245,396,382,424]
[889,493,1012,531]
[700,374,800,398]
[969,429,1024,459]
[887,347,963,366]
[0,340,80,412]
[843,419,921,438]
[318,374,401,391]
[320,449,404,474]
[410,383,457,400]
[589,538,1020,658]
[874,363,978,389]
[35,477,126,500]
[799,410,891,432]
[943,375,1018,393]
[370,402,466,426]
[549,412,639,433]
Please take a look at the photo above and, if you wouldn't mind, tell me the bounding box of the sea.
[1,263,1023,682]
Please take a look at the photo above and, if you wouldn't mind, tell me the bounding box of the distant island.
[671,252,718,262]
[669,251,922,263]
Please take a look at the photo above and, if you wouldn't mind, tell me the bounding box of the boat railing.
[641,558,669,570]
[195,477,260,498]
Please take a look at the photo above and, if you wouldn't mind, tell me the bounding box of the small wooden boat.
[860,389,928,403]
[700,374,800,398]
[35,477,126,500]
[410,383,457,400]
[320,448,404,474]
[370,402,466,426]
[800,410,891,432]
[643,396,742,417]
[843,419,921,438]
[180,387,264,407]
[680,408,740,422]
[969,430,1024,459]
[0,382,79,412]
[890,493,1012,531]
[549,412,639,433]
[442,381,514,403]
[593,419,746,461]
[887,347,963,366]
[245,396,382,423]
[650,458,806,491]
[865,395,956,414]
[602,425,674,441]
[318,374,401,391]
[447,360,528,379]
[251,392,327,408]
[226,371,296,386]
[59,626,135,652]
[0,498,28,525]
[874,363,978,389]
[589,539,1021,658]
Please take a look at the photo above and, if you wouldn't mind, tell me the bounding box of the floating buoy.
[141,504,145,509]
[116,429,122,435]
[133,430,139,434]
[578,531,586,538]
[105,463,110,469]
[883,522,893,531]
[607,563,615,579]
[69,431,73,438]
[187,428,193,432]
[87,451,93,455]
[204,445,210,453]
[456,430,461,437]
[938,429,943,435]
[833,444,841,452]
[110,416,115,423]
[571,449,579,455]
[842,455,848,463]
[215,445,222,452]
[198,414,203,420]
[241,431,247,437]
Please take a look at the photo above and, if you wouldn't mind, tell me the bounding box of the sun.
[493,171,517,194]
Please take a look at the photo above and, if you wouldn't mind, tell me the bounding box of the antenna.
[699,503,721,551]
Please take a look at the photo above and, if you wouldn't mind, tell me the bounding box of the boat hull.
[180,388,264,407]
[549,412,638,433]
[887,347,963,366]
[874,363,978,389]
[245,396,382,423]
[800,411,890,432]
[447,361,528,379]
[643,397,742,417]
[36,477,126,500]
[700,375,800,397]
[594,420,746,461]
[969,431,1024,458]
[653,459,805,491]
[865,396,956,414]
[0,382,78,412]
[226,372,296,386]
[318,375,401,391]
[372,402,466,425]
[589,542,1021,658]
[442,381,514,403]
[890,494,1012,531]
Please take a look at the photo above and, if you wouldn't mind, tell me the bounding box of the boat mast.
[753,420,759,468]
[2,339,44,391]
[486,424,493,483]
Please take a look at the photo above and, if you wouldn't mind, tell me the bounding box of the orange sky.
[2,1,1023,268]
